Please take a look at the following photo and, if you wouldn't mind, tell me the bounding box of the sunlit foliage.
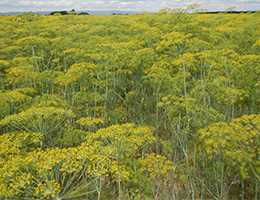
[0,11,259,199]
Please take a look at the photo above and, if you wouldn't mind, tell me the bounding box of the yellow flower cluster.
[0,131,42,159]
[0,156,33,197]
[87,123,156,157]
[56,62,97,86]
[156,31,192,55]
[199,114,260,179]
[76,117,104,128]
[0,90,32,108]
[0,106,75,131]
[139,153,174,179]
[0,123,159,198]
[34,180,61,199]
[110,161,130,181]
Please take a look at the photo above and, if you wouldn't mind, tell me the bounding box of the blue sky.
[0,0,259,12]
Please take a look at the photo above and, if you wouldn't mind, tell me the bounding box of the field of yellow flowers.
[0,11,259,199]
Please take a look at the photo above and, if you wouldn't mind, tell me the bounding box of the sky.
[0,0,260,12]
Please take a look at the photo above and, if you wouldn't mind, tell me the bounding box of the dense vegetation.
[0,11,259,200]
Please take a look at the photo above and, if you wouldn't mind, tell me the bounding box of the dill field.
[0,11,259,200]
